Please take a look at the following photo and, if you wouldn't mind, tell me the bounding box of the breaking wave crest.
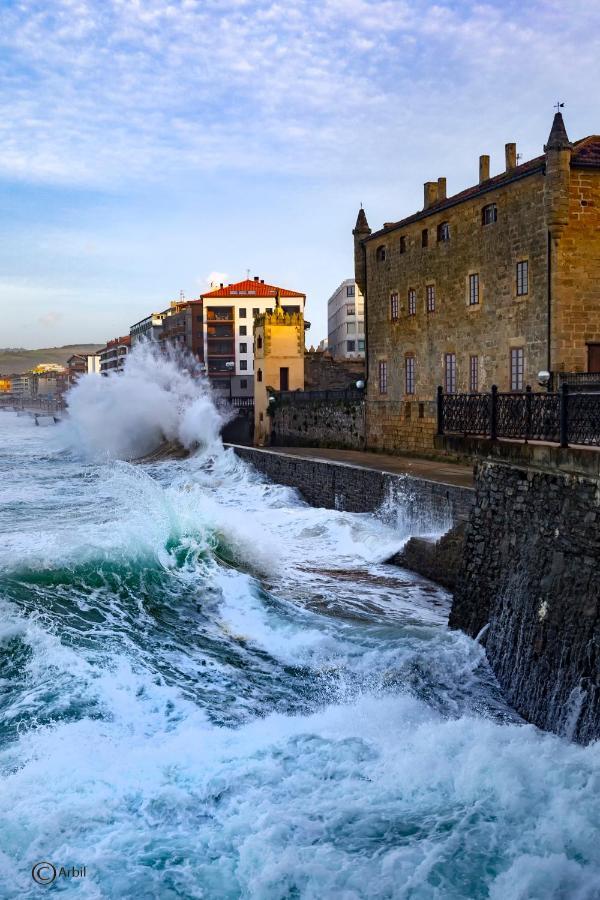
[62,343,228,461]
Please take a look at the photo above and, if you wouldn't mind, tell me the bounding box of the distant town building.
[253,304,305,445]
[0,377,11,393]
[200,277,306,399]
[130,312,168,346]
[354,112,600,453]
[158,299,205,365]
[98,336,131,374]
[327,279,365,360]
[66,354,101,385]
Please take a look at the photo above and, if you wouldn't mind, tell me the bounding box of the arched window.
[375,245,387,262]
[257,368,262,382]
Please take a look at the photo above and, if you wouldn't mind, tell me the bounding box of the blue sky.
[1,0,599,348]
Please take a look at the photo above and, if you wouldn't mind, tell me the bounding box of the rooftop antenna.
[180,289,185,301]
[554,101,565,112]
[516,153,523,163]
[246,268,250,279]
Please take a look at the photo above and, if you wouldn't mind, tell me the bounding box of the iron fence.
[552,372,600,392]
[276,388,364,404]
[438,384,599,447]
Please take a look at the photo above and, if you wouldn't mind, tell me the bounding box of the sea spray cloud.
[63,344,229,460]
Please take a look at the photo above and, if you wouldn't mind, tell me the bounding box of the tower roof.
[201,278,305,299]
[545,112,572,151]
[353,207,371,235]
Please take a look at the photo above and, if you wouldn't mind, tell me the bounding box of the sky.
[1,0,599,349]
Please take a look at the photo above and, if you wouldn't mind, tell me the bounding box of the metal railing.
[275,388,364,404]
[437,384,600,448]
[552,372,600,392]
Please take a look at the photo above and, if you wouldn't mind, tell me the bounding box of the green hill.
[0,344,104,375]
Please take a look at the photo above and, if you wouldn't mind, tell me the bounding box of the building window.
[240,360,248,371]
[346,305,356,316]
[346,285,355,297]
[510,348,524,391]
[390,292,399,320]
[257,368,262,382]
[239,308,246,318]
[358,340,365,351]
[266,308,273,314]
[252,308,260,317]
[376,245,387,262]
[469,273,480,306]
[347,322,356,334]
[257,335,263,349]
[400,235,407,254]
[239,325,247,336]
[421,229,429,248]
[444,353,457,394]
[240,379,248,389]
[405,356,415,395]
[408,289,416,316]
[347,340,356,352]
[378,361,388,394]
[482,203,497,225]
[437,222,450,242]
[239,342,247,353]
[426,284,436,313]
[516,260,529,296]
[469,355,479,392]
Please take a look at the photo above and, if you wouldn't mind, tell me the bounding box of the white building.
[130,312,168,346]
[327,279,365,360]
[199,277,306,398]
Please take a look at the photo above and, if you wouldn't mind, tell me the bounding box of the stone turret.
[544,111,572,241]
[353,207,371,298]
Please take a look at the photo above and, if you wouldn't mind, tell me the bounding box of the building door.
[279,367,289,391]
[588,344,600,373]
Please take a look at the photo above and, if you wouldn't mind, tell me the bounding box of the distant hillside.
[0,344,104,375]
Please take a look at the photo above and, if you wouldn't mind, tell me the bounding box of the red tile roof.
[201,278,305,299]
[367,136,600,241]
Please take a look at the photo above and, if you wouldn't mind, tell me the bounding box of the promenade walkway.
[265,446,474,489]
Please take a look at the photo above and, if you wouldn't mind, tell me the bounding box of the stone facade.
[450,446,600,744]
[253,307,305,446]
[355,113,600,454]
[270,397,365,450]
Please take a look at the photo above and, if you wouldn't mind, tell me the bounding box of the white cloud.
[0,0,597,189]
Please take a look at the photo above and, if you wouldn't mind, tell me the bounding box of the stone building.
[253,304,305,446]
[354,112,600,453]
[327,278,365,359]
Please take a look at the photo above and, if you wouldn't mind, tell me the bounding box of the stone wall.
[229,445,473,524]
[451,452,600,744]
[367,399,437,454]
[304,351,365,389]
[270,398,365,450]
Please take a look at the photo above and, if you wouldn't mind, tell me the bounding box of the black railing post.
[436,386,444,435]
[525,385,532,442]
[559,382,569,448]
[490,385,498,441]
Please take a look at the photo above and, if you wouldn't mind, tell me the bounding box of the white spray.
[62,343,230,461]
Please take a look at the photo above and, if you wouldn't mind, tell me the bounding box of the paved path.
[266,446,474,489]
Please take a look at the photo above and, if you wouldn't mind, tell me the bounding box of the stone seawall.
[229,444,473,527]
[451,455,600,744]
[271,399,365,450]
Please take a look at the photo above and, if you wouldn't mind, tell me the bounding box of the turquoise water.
[0,407,599,899]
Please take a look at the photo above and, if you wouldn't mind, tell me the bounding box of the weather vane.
[554,101,565,112]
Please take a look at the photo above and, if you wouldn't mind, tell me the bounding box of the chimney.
[260,279,264,283]
[505,143,517,171]
[424,181,438,209]
[437,177,447,201]
[479,155,490,183]
[219,283,223,288]
[254,276,259,281]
